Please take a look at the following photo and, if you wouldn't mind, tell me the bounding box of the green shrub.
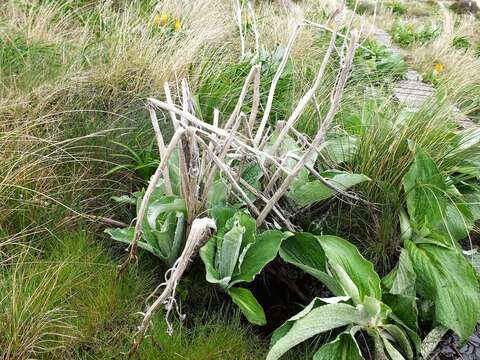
[390,22,438,48]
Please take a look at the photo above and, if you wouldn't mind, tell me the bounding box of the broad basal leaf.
[382,324,413,360]
[406,240,480,341]
[288,170,369,207]
[207,178,230,208]
[105,227,161,258]
[437,202,474,242]
[227,287,266,325]
[266,302,361,360]
[313,332,363,360]
[230,230,289,286]
[320,135,358,164]
[199,237,230,288]
[319,235,382,302]
[279,233,343,295]
[382,249,416,297]
[216,220,245,281]
[402,145,447,232]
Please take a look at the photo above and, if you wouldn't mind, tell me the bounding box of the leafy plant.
[452,36,470,50]
[105,188,186,267]
[390,22,438,48]
[386,2,408,15]
[389,142,480,341]
[268,233,418,359]
[200,208,289,325]
[352,40,408,84]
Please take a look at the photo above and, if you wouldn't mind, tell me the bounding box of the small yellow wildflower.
[153,14,168,27]
[174,18,181,32]
[160,14,167,26]
[434,62,444,73]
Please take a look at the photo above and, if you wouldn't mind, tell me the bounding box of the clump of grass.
[1,229,266,359]
[316,97,476,271]
[0,230,152,359]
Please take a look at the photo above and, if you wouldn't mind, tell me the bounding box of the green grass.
[1,229,266,359]
[2,0,480,357]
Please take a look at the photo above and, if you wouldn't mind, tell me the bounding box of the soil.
[431,323,480,359]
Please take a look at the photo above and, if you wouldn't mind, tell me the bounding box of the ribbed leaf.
[406,240,480,341]
[230,230,288,286]
[227,287,266,325]
[266,303,361,360]
[279,233,342,295]
[313,332,363,360]
[402,145,447,232]
[216,220,245,281]
[319,235,382,302]
[288,170,369,207]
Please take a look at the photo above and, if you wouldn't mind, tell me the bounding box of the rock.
[450,0,479,14]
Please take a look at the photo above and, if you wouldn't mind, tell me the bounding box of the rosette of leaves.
[268,233,419,360]
[388,141,480,342]
[105,187,186,267]
[200,207,290,325]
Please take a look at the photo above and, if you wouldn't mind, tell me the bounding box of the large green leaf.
[207,179,230,208]
[147,197,186,230]
[313,332,363,360]
[405,240,480,341]
[438,202,474,242]
[382,324,413,359]
[266,302,361,360]
[230,230,288,286]
[104,227,162,258]
[227,287,266,325]
[320,135,358,164]
[381,333,407,360]
[402,146,447,232]
[319,235,382,302]
[383,293,418,332]
[382,249,416,297]
[216,220,245,281]
[199,237,230,288]
[279,233,342,295]
[288,170,369,207]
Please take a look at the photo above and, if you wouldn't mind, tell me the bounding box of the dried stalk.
[127,217,216,356]
[196,134,261,216]
[303,19,374,55]
[235,0,245,57]
[254,23,302,146]
[148,98,292,175]
[201,111,244,206]
[224,65,260,129]
[119,128,185,271]
[147,103,173,195]
[267,29,337,157]
[256,31,359,226]
[248,65,261,131]
[247,1,260,52]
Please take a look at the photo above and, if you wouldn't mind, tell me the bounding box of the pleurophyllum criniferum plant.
[104,2,480,357]
[267,232,420,360]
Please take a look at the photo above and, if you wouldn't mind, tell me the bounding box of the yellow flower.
[434,62,444,73]
[153,14,168,27]
[160,14,167,26]
[174,18,181,32]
